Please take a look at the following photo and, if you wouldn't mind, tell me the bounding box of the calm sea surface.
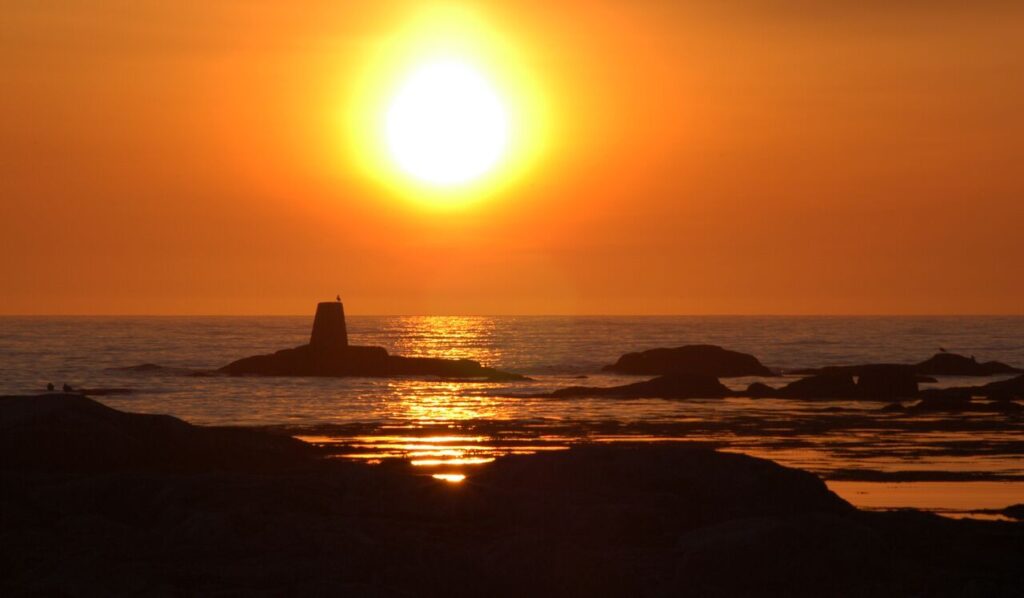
[2,316,1022,513]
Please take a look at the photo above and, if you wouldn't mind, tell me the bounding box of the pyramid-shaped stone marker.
[309,301,348,350]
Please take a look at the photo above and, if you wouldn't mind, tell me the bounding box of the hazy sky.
[2,1,1023,315]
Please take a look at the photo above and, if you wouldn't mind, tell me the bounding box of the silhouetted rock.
[919,374,1024,402]
[544,374,731,399]
[763,363,1010,401]
[2,397,1022,596]
[602,344,773,377]
[907,395,972,413]
[1004,504,1024,520]
[778,374,858,399]
[745,381,777,398]
[792,353,1021,378]
[760,366,918,400]
[219,300,524,381]
[0,394,316,473]
[980,374,1024,399]
[990,399,1024,413]
[743,375,861,399]
[856,364,919,399]
[915,352,1021,376]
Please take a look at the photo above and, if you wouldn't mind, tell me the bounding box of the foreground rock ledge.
[219,300,524,381]
[2,393,1022,596]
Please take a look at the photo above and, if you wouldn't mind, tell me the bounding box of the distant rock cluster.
[534,344,1023,408]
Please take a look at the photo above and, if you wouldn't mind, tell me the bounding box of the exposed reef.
[2,394,1021,595]
[749,366,921,400]
[793,352,1021,377]
[592,348,1021,402]
[538,369,1023,404]
[602,344,774,377]
[881,376,1024,414]
[918,374,1024,401]
[219,300,524,381]
[916,352,1021,376]
[541,374,731,399]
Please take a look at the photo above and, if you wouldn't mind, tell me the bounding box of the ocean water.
[2,315,1022,513]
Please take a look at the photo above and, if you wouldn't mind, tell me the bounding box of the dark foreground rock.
[541,374,731,399]
[1004,504,1024,520]
[603,344,774,377]
[2,395,1022,597]
[219,300,523,381]
[0,394,317,472]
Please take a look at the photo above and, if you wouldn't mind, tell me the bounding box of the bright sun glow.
[344,6,550,207]
[386,60,509,186]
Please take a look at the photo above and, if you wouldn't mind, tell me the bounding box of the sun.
[344,5,550,207]
[385,59,510,186]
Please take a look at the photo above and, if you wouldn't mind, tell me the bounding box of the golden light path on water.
[8,316,1022,516]
[288,316,1024,518]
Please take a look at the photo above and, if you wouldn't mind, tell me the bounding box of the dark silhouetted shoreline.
[2,393,1022,596]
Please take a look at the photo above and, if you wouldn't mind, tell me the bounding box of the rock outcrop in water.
[775,373,859,399]
[793,352,1021,378]
[851,364,920,398]
[2,394,1022,595]
[219,300,523,381]
[541,374,731,399]
[747,367,919,400]
[915,352,1021,376]
[918,374,1024,402]
[602,344,774,377]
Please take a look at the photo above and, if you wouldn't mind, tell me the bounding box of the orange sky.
[2,1,1023,315]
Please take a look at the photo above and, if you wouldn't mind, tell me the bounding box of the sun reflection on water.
[291,317,1024,514]
[388,316,503,364]
[374,317,513,423]
[380,381,507,422]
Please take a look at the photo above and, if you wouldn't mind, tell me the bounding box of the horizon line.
[3,313,1023,318]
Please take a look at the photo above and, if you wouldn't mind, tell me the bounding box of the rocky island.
[602,344,775,377]
[220,300,524,381]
